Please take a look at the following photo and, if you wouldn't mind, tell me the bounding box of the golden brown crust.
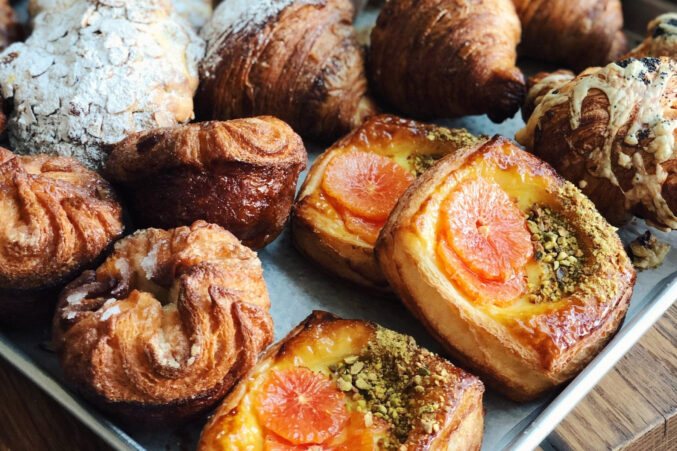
[622,13,677,60]
[522,70,575,121]
[0,148,123,325]
[196,0,376,141]
[105,118,307,249]
[516,57,677,230]
[198,311,484,450]
[513,0,627,71]
[292,115,482,291]
[53,221,273,424]
[369,0,525,123]
[375,136,635,401]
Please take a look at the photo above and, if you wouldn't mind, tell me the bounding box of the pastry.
[105,117,307,249]
[196,0,376,141]
[376,136,635,400]
[28,0,213,29]
[522,70,575,121]
[516,57,677,230]
[292,114,481,291]
[623,13,677,60]
[53,221,273,424]
[0,0,205,170]
[0,147,122,326]
[198,311,484,450]
[369,0,525,123]
[513,0,627,71]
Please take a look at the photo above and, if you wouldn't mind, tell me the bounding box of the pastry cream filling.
[518,58,677,229]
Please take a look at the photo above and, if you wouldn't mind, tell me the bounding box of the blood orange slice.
[340,208,383,245]
[322,150,415,222]
[440,177,533,282]
[256,367,349,445]
[264,431,333,450]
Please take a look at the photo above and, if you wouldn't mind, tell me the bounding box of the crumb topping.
[628,231,671,270]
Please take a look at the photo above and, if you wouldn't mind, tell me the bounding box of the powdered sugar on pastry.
[1,0,205,170]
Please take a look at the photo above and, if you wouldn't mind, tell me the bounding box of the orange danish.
[292,115,482,291]
[53,221,273,424]
[376,136,635,400]
[198,311,484,450]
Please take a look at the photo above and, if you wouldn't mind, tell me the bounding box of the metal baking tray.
[1,1,675,450]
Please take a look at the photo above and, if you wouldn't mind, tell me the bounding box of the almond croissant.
[516,57,677,230]
[513,0,627,71]
[53,221,274,424]
[369,0,525,123]
[196,0,375,141]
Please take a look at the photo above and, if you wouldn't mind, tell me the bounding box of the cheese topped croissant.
[517,57,677,230]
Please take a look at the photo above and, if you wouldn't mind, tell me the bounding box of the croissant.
[369,0,526,123]
[376,136,635,400]
[198,311,484,450]
[53,221,274,424]
[516,57,677,230]
[513,0,627,71]
[196,0,376,141]
[105,117,306,249]
[0,148,123,325]
[522,70,575,121]
[623,13,677,60]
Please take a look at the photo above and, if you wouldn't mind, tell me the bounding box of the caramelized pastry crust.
[513,0,627,71]
[105,118,307,249]
[196,0,375,141]
[53,221,274,424]
[376,136,635,400]
[0,148,122,325]
[369,0,525,123]
[198,311,484,450]
[623,13,677,60]
[292,115,482,291]
[517,57,677,230]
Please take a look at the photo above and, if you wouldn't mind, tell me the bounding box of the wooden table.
[1,305,675,451]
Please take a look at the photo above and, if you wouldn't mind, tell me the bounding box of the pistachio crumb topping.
[409,128,484,176]
[527,206,586,303]
[409,153,443,176]
[628,231,671,270]
[329,328,450,448]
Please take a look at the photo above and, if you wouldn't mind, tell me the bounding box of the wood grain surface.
[1,304,675,451]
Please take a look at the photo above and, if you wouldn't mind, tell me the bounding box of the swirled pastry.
[369,0,525,123]
[198,311,484,450]
[522,70,576,121]
[292,115,481,291]
[0,147,122,325]
[196,0,376,141]
[376,137,635,400]
[516,57,677,230]
[0,0,205,170]
[623,13,677,60]
[105,117,307,249]
[513,0,627,71]
[53,221,273,424]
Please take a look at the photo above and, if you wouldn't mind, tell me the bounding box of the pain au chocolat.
[53,221,273,424]
[105,117,307,249]
[292,115,481,291]
[0,148,122,325]
[376,136,635,400]
[198,311,484,450]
